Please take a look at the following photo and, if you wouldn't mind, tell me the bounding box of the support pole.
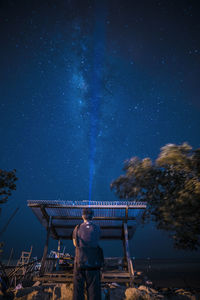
[122,231,127,270]
[40,216,52,276]
[123,222,134,286]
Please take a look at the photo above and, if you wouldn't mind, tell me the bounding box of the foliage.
[0,169,18,205]
[111,143,200,250]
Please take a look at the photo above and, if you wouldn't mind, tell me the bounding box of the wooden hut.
[28,200,146,285]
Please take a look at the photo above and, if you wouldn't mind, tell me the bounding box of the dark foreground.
[1,258,200,299]
[1,281,200,300]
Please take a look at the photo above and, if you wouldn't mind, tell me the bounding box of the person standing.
[72,207,102,300]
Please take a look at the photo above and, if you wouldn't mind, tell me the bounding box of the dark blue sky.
[0,0,200,260]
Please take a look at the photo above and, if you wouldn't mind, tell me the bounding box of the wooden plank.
[40,216,52,276]
[40,205,49,229]
[102,272,130,278]
[54,225,133,230]
[123,223,134,286]
[58,235,123,240]
[35,270,132,280]
[125,206,128,222]
[40,206,59,239]
[34,276,132,283]
[52,216,136,221]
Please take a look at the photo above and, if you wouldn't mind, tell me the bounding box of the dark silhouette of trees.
[0,169,17,253]
[111,143,200,250]
[0,169,18,206]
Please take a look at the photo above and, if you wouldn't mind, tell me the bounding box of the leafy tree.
[0,169,18,205]
[0,170,17,255]
[111,143,200,250]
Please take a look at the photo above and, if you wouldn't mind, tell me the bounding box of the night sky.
[1,0,200,260]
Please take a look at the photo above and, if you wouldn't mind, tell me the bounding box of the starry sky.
[0,0,200,260]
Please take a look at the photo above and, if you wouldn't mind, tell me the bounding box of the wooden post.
[122,228,127,270]
[123,222,134,286]
[40,216,52,276]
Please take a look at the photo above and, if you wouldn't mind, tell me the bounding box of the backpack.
[75,224,104,269]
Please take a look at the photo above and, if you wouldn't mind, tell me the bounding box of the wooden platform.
[34,270,134,284]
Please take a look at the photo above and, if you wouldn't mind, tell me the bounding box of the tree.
[0,169,18,205]
[111,143,200,250]
[0,169,17,255]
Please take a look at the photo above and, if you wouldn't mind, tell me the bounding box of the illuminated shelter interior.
[28,200,146,284]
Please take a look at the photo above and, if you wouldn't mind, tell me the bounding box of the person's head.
[82,207,94,221]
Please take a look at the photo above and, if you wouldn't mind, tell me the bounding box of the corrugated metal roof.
[28,200,146,240]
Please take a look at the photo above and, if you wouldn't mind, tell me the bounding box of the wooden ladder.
[16,246,33,275]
